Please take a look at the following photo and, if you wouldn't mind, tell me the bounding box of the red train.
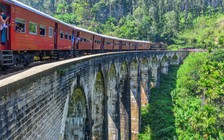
[0,0,154,67]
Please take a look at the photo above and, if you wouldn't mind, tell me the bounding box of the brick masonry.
[0,51,188,140]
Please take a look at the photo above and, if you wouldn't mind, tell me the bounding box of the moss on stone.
[162,56,168,62]
[109,64,116,78]
[68,87,86,116]
[172,54,178,61]
[152,56,158,63]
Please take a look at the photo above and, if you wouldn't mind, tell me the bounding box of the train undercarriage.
[0,49,117,68]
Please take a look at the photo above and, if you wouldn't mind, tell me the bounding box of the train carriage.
[11,4,55,51]
[57,23,73,50]
[78,31,93,51]
[92,34,101,50]
[151,42,165,50]
[121,40,130,50]
[113,39,120,50]
[104,37,114,51]
[130,41,137,50]
[138,41,147,50]
[145,42,151,50]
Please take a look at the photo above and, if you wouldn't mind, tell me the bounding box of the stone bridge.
[0,51,188,140]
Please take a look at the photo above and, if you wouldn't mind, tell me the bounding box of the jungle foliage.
[168,14,224,50]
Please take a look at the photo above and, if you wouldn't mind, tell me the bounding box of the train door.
[112,39,115,50]
[135,43,138,50]
[54,23,58,49]
[0,2,11,50]
[71,29,75,50]
[101,38,105,50]
[92,34,95,50]
[76,31,80,49]
[119,41,122,51]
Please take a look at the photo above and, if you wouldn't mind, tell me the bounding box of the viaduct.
[0,51,188,140]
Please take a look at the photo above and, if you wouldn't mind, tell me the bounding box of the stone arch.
[162,55,168,61]
[152,55,159,64]
[151,56,161,87]
[140,58,149,107]
[64,87,87,140]
[161,55,169,74]
[119,61,130,140]
[92,71,106,140]
[107,64,119,140]
[171,54,179,65]
[130,59,140,139]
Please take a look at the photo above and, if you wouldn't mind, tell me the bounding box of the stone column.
[161,56,169,74]
[107,65,119,140]
[119,62,130,140]
[91,71,106,140]
[151,57,161,87]
[130,59,140,140]
[140,58,149,107]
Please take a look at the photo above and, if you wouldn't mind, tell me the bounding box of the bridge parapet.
[0,51,188,140]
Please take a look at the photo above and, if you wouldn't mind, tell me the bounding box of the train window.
[80,38,86,42]
[69,35,72,40]
[106,42,111,45]
[65,33,68,40]
[95,40,100,44]
[60,31,64,39]
[49,27,53,37]
[40,25,46,36]
[15,18,26,33]
[29,22,37,35]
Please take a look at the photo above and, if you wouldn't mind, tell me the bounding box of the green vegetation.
[169,14,224,50]
[140,51,224,139]
[139,66,179,140]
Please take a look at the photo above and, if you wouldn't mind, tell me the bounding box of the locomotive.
[0,0,155,67]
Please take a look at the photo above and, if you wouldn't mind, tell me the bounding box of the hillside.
[169,14,224,50]
[17,0,62,15]
[17,0,224,47]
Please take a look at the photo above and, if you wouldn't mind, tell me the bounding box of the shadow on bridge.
[140,66,179,140]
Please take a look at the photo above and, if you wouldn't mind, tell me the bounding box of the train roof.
[5,0,151,43]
